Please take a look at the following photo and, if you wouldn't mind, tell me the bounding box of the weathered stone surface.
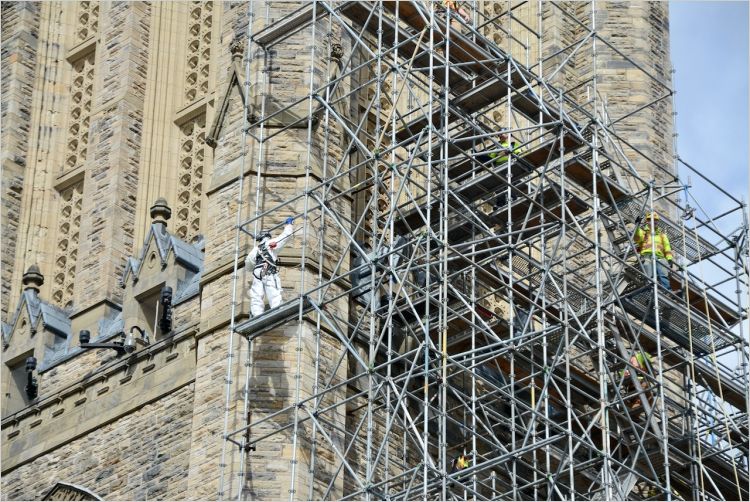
[1,2,40,319]
[2,384,195,500]
[75,1,150,311]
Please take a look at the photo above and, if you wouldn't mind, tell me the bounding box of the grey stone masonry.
[74,2,151,310]
[2,384,195,500]
[1,2,40,319]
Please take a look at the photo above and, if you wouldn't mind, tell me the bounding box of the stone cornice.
[65,36,96,64]
[53,167,86,193]
[68,297,122,322]
[174,96,210,127]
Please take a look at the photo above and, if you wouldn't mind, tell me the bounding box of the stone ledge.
[196,298,352,345]
[68,297,122,326]
[174,96,209,127]
[65,36,96,63]
[53,168,86,193]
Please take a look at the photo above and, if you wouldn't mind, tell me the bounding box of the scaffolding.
[219,1,749,500]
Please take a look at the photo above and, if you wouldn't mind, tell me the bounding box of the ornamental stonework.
[64,53,94,173]
[52,182,83,308]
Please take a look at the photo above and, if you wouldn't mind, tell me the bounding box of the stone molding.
[64,36,96,64]
[53,168,86,194]
[205,55,245,148]
[174,96,210,127]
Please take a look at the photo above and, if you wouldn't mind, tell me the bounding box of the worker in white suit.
[245,217,294,316]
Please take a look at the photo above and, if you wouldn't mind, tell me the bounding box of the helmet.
[645,211,660,222]
[256,232,272,242]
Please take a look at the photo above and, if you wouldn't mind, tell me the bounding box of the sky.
[669,1,749,226]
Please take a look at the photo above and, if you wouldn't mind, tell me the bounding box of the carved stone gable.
[120,201,203,341]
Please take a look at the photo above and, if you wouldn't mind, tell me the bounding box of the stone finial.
[22,264,44,293]
[230,37,245,62]
[150,198,172,226]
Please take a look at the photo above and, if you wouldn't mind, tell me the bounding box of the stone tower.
[1,1,683,500]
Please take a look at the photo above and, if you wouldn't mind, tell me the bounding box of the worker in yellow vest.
[633,211,674,290]
[489,132,522,166]
[622,351,653,380]
[451,453,470,474]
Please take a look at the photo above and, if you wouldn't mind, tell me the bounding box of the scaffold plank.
[605,197,722,263]
[664,352,747,410]
[394,75,573,145]
[621,265,740,327]
[620,286,733,357]
[339,1,472,90]
[234,296,313,340]
[382,0,502,72]
[392,144,591,236]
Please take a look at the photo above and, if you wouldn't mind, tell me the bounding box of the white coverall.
[245,224,293,316]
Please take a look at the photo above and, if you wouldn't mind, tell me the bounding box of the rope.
[684,188,743,498]
[678,203,707,498]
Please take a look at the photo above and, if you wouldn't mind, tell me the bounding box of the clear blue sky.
[670,1,749,223]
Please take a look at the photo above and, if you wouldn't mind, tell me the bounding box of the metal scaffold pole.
[219,0,256,498]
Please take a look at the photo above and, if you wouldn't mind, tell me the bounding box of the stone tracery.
[75,1,99,42]
[52,182,83,307]
[64,53,95,173]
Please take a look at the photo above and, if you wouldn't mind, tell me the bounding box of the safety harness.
[253,242,279,280]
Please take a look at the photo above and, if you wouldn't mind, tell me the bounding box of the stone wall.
[74,1,150,312]
[4,1,65,316]
[0,2,40,320]
[240,322,347,500]
[591,2,674,190]
[38,348,104,398]
[185,327,235,500]
[1,1,685,501]
[2,384,195,500]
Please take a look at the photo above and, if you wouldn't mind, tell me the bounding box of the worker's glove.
[285,217,294,225]
[670,261,681,271]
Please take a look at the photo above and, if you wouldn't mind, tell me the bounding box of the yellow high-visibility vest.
[489,140,521,165]
[457,456,470,469]
[634,226,673,261]
[634,352,653,369]
[620,352,653,381]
